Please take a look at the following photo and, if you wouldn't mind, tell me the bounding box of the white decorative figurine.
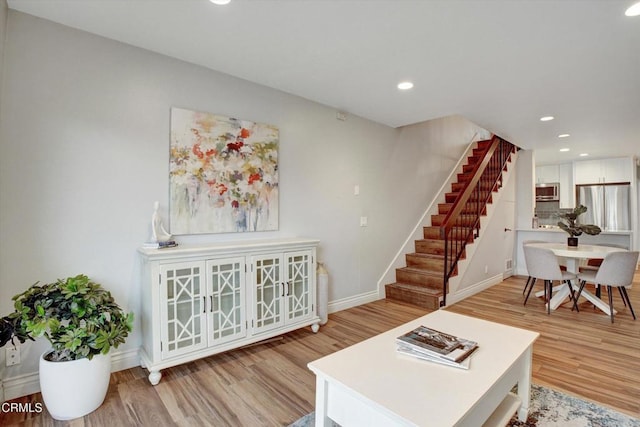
[151,201,172,243]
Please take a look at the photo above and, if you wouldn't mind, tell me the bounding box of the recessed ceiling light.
[209,0,231,5]
[559,148,570,152]
[397,81,414,90]
[540,116,554,122]
[625,2,640,16]
[580,153,589,157]
[558,134,570,138]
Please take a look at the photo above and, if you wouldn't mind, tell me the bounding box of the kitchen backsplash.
[535,201,572,227]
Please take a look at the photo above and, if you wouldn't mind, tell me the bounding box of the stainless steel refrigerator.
[576,184,631,231]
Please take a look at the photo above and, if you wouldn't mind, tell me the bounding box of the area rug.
[289,384,640,427]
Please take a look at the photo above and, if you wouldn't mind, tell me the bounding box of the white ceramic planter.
[39,351,111,420]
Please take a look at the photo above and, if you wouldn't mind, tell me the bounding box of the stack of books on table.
[396,325,478,369]
[142,240,178,249]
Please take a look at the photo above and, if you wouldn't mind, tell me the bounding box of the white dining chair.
[522,240,545,296]
[579,244,628,273]
[575,251,639,323]
[523,245,579,314]
[578,244,629,301]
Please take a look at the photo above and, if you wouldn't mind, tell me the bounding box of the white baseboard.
[1,348,140,402]
[446,274,504,305]
[111,348,140,373]
[1,371,40,403]
[327,290,380,314]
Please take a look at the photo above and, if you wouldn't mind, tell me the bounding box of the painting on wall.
[169,107,279,234]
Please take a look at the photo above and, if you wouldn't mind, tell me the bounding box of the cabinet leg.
[148,370,162,385]
[311,322,320,333]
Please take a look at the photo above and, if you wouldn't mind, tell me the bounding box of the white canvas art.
[169,107,279,234]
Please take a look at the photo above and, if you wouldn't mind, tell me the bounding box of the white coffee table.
[308,310,539,427]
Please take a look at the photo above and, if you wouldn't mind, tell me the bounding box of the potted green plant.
[556,205,601,246]
[0,274,133,420]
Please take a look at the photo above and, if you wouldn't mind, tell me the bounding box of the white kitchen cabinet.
[601,158,632,183]
[574,158,632,185]
[558,163,574,208]
[139,238,320,385]
[535,164,559,184]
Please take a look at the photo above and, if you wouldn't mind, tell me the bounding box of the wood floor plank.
[1,273,638,425]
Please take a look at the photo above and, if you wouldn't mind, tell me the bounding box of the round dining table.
[526,242,628,314]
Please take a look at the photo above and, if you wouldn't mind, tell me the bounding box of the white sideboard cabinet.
[138,238,320,385]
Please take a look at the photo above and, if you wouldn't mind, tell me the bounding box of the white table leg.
[548,284,571,310]
[533,258,579,310]
[538,282,617,314]
[577,287,617,315]
[516,346,534,422]
[534,283,570,310]
[315,375,331,427]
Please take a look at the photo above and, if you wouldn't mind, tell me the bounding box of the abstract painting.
[169,107,279,234]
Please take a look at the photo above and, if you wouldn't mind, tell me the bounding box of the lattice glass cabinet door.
[207,258,247,346]
[160,262,207,359]
[285,250,314,323]
[252,254,283,334]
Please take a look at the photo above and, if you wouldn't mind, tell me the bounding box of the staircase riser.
[406,255,436,268]
[451,182,466,192]
[407,253,464,268]
[423,226,473,241]
[431,215,477,227]
[457,173,472,182]
[396,268,443,287]
[414,241,444,255]
[438,204,487,215]
[385,285,441,310]
[467,156,481,165]
[445,193,492,204]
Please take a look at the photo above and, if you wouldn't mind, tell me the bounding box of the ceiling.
[7,0,640,164]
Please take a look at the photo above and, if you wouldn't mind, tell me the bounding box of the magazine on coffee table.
[396,325,478,364]
[396,344,472,369]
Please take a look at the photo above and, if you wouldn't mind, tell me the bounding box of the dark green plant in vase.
[0,274,133,361]
[556,205,601,247]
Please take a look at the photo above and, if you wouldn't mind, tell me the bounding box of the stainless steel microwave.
[535,183,560,201]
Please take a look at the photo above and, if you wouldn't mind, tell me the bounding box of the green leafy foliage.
[556,205,602,237]
[0,274,133,362]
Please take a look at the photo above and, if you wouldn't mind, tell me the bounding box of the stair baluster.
[439,136,516,306]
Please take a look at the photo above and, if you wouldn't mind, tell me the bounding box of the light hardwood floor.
[2,274,639,426]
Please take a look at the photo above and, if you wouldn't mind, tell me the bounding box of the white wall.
[0,0,6,112]
[515,150,536,230]
[0,11,490,383]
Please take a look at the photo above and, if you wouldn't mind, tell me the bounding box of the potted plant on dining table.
[557,204,601,246]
